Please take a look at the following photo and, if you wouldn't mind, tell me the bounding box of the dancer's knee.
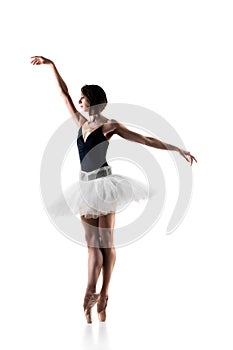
[85,233,100,247]
[99,228,114,248]
[81,217,100,247]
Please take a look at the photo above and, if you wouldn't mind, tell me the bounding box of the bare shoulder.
[103,118,119,133]
[101,118,119,140]
[103,118,147,144]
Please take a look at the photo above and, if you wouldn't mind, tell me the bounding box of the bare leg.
[86,247,103,293]
[98,213,116,321]
[99,248,116,296]
[81,215,103,323]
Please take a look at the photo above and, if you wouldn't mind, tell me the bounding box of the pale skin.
[31,56,197,322]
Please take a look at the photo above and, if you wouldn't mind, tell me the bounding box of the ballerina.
[31,55,197,323]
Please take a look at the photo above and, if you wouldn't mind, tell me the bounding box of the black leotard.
[77,125,109,172]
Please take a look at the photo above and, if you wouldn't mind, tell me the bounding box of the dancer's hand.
[30,56,53,65]
[179,149,197,165]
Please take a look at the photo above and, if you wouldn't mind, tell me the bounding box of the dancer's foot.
[97,295,108,322]
[83,293,99,324]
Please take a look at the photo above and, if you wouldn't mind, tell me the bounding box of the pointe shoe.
[97,295,108,322]
[83,293,99,324]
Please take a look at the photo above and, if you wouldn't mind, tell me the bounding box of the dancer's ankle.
[85,288,96,296]
[99,291,108,298]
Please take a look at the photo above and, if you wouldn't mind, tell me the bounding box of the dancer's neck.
[88,113,101,123]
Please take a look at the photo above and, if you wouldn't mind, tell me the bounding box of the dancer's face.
[79,94,90,112]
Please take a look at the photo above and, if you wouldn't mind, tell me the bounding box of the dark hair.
[81,84,108,114]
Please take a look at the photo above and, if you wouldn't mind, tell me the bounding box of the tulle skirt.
[48,165,150,219]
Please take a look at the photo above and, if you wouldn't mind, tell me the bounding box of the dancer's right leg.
[81,216,103,323]
[81,216,103,294]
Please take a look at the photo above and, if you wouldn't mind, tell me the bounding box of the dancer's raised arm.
[111,119,197,166]
[30,56,86,127]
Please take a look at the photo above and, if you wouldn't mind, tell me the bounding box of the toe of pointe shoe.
[98,311,106,322]
[97,296,108,322]
[84,310,92,324]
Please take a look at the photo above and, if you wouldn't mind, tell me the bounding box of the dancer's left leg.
[98,213,116,321]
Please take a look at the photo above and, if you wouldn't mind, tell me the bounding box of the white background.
[1,0,233,349]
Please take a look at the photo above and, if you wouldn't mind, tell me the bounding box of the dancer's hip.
[79,165,112,182]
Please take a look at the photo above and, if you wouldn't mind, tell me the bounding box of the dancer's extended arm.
[30,56,86,127]
[111,120,197,165]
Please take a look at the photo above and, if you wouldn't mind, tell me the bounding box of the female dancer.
[31,56,197,323]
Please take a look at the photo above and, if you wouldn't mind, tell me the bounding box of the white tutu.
[48,165,150,219]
